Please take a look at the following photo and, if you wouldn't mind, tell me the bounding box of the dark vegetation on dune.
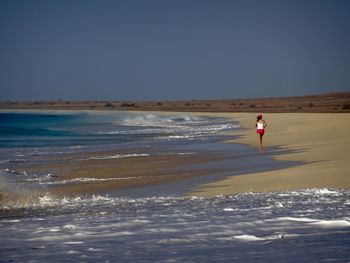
[1,92,350,113]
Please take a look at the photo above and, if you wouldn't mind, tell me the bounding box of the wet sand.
[3,134,293,200]
[10,150,225,198]
[190,113,350,196]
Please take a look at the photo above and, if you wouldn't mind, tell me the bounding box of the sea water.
[0,110,238,163]
[1,111,349,262]
[1,189,349,262]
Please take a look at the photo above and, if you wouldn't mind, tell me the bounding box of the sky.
[1,0,349,101]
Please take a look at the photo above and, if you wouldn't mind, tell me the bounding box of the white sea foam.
[310,220,350,228]
[80,153,150,160]
[69,146,84,149]
[274,202,284,208]
[277,188,342,197]
[234,234,286,242]
[119,114,179,127]
[25,173,53,183]
[98,128,163,135]
[268,217,350,228]
[104,114,240,140]
[233,235,265,241]
[177,152,196,155]
[167,135,193,139]
[91,195,113,202]
[29,235,74,242]
[312,188,341,195]
[63,241,84,245]
[63,224,78,230]
[273,217,319,223]
[38,195,57,205]
[1,188,350,262]
[0,219,21,223]
[41,176,142,185]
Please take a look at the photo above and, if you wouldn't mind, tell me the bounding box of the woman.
[256,113,267,152]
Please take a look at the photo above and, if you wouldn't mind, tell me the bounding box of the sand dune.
[1,92,350,113]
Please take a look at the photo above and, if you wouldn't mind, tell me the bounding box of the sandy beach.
[2,109,350,263]
[3,110,349,199]
[190,112,350,196]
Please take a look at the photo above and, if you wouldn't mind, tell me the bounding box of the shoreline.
[1,110,349,200]
[3,110,287,201]
[189,112,350,196]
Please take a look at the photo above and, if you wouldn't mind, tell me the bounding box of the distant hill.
[1,92,350,113]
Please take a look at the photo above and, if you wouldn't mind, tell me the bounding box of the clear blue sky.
[1,0,349,100]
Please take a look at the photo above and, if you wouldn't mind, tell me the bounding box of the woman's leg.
[257,133,263,152]
[257,133,262,146]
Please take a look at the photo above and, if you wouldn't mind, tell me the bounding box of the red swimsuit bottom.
[256,129,264,136]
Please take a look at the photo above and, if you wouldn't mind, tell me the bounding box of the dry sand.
[189,113,350,196]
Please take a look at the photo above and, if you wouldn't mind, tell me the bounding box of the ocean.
[1,110,349,262]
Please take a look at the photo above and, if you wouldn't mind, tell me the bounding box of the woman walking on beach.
[256,113,267,152]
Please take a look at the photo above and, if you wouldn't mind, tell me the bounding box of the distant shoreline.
[1,91,350,113]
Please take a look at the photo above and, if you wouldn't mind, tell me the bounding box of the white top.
[257,122,264,129]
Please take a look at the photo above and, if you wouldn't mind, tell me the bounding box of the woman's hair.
[257,115,262,121]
